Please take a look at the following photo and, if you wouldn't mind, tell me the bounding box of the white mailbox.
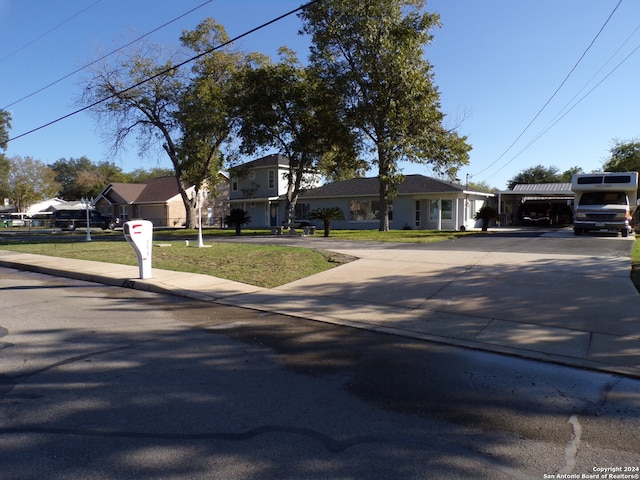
[123,220,153,279]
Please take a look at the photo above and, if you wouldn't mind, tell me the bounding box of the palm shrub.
[225,208,251,235]
[474,205,497,232]
[309,207,345,237]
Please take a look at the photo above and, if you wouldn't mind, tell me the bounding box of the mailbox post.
[123,220,153,279]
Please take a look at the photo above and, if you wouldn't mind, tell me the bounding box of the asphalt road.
[1,265,639,480]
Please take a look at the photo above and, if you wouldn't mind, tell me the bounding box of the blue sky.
[1,0,639,190]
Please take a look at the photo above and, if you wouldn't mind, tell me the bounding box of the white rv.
[571,172,638,237]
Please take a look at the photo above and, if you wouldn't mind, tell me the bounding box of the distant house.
[95,174,230,227]
[229,153,494,230]
[25,198,67,215]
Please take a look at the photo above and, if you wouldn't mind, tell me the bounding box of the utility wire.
[543,21,640,131]
[3,0,215,110]
[0,0,103,64]
[491,38,640,177]
[7,0,319,144]
[472,0,623,178]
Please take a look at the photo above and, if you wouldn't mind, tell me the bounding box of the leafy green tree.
[232,47,358,229]
[310,207,345,237]
[301,0,471,231]
[225,208,251,235]
[468,180,496,193]
[0,109,10,151]
[82,19,252,228]
[0,155,9,200]
[560,166,583,182]
[602,138,640,172]
[51,157,93,199]
[176,18,254,210]
[51,157,127,199]
[0,109,11,199]
[507,164,562,189]
[7,156,60,212]
[126,167,175,183]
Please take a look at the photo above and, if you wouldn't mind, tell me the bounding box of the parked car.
[51,209,119,231]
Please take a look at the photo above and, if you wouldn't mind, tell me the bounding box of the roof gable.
[104,183,146,203]
[100,177,189,204]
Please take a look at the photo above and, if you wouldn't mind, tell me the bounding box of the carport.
[497,183,574,226]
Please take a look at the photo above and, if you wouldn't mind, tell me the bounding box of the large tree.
[602,138,640,173]
[7,156,60,212]
[300,0,471,230]
[51,157,127,200]
[507,164,562,189]
[82,19,249,228]
[233,47,360,229]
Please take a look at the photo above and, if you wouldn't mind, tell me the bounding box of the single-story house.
[95,174,230,228]
[298,175,495,231]
[228,154,494,230]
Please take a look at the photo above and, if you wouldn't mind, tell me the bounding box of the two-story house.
[228,154,321,228]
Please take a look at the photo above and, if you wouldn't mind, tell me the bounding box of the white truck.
[571,172,638,237]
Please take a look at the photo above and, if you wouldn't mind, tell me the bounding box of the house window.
[415,200,420,227]
[429,199,439,220]
[268,170,276,189]
[295,203,310,220]
[442,199,452,220]
[119,205,128,222]
[231,178,238,192]
[349,200,392,221]
[468,199,476,220]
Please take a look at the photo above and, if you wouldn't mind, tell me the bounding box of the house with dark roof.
[229,153,494,230]
[298,175,494,230]
[228,153,321,228]
[95,174,229,227]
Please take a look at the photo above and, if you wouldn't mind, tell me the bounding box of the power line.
[0,0,103,64]
[472,0,623,178]
[7,1,319,145]
[491,38,640,177]
[2,0,215,110]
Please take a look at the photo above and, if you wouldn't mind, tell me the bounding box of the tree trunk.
[285,161,304,232]
[176,177,198,229]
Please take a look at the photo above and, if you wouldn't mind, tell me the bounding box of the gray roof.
[501,183,573,196]
[234,153,289,169]
[301,174,473,198]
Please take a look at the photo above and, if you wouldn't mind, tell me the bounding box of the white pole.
[197,189,204,247]
[83,197,92,242]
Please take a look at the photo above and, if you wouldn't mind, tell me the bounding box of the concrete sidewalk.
[1,241,639,379]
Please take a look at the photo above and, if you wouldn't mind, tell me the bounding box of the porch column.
[437,198,442,231]
[454,198,459,231]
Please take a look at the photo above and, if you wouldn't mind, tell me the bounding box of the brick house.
[95,174,230,227]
